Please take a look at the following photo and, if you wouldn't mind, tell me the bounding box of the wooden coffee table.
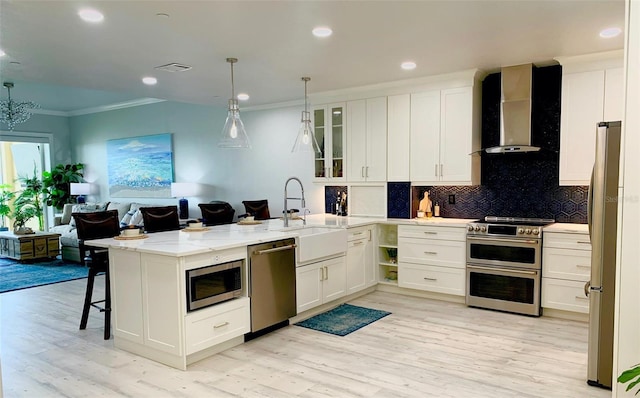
[0,231,61,261]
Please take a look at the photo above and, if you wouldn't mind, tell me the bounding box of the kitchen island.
[87,214,476,369]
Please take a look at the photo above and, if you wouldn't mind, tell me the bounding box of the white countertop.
[543,223,589,234]
[87,214,474,257]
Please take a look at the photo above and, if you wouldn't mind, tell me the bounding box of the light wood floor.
[0,277,611,398]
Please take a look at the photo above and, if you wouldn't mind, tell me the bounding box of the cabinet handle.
[361,166,365,178]
[423,251,437,255]
[423,231,437,235]
[325,266,329,280]
[576,264,591,268]
[577,241,591,245]
[353,241,364,246]
[423,277,437,281]
[366,166,369,178]
[213,322,229,329]
[440,164,443,177]
[575,296,589,301]
[435,164,438,177]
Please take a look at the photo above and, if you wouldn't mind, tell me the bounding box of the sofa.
[50,201,153,262]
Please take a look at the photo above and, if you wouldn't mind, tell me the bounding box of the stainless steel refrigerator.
[587,120,622,389]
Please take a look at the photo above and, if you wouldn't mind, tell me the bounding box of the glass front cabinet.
[313,103,346,182]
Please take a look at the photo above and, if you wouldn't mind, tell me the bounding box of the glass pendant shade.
[292,77,320,153]
[292,110,320,152]
[219,99,250,148]
[217,58,250,148]
[0,82,40,131]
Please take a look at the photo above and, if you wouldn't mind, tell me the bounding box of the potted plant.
[0,183,15,232]
[618,364,640,395]
[13,167,44,234]
[42,163,85,211]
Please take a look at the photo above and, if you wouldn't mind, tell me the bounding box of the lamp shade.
[70,183,91,195]
[170,182,198,198]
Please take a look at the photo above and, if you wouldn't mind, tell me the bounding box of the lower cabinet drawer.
[185,297,250,355]
[541,278,590,314]
[542,247,591,281]
[398,238,465,268]
[398,263,465,296]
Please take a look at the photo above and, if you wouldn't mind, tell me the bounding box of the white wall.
[69,101,324,219]
[614,0,640,396]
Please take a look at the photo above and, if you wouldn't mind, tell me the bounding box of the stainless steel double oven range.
[466,216,554,316]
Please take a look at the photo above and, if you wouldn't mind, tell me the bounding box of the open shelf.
[377,224,399,285]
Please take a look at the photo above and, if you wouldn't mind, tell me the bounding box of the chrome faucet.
[284,177,306,227]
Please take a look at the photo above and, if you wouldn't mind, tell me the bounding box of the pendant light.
[218,58,251,148]
[292,77,320,153]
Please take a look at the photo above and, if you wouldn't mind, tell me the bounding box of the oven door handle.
[467,236,539,245]
[467,265,538,276]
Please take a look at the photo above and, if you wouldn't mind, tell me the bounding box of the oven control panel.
[467,223,541,237]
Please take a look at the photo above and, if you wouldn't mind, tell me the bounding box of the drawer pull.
[353,241,364,246]
[577,241,591,245]
[423,231,437,235]
[214,322,230,329]
[423,277,437,281]
[575,296,589,301]
[423,251,438,255]
[576,264,591,268]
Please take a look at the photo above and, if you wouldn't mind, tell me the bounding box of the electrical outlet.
[448,194,456,205]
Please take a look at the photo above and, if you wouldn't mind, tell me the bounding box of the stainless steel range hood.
[485,63,541,153]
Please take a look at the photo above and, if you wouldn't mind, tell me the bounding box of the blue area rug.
[296,303,391,336]
[0,257,88,293]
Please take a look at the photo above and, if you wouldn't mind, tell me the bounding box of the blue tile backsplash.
[326,65,588,224]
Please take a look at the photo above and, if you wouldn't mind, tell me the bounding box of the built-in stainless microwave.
[186,260,242,312]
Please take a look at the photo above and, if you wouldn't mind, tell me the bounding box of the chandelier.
[0,82,40,131]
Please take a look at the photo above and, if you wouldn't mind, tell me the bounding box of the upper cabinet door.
[440,87,473,182]
[410,90,441,183]
[387,94,411,182]
[346,100,367,182]
[559,70,605,185]
[365,97,388,182]
[313,103,346,182]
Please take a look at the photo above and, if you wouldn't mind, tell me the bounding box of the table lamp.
[70,183,91,204]
[171,182,198,219]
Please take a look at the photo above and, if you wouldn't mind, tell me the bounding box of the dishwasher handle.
[254,244,297,255]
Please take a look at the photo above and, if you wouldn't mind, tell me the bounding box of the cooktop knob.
[468,225,474,231]
[480,226,486,232]
[518,228,524,234]
[474,226,480,231]
[525,228,532,234]
[533,229,540,235]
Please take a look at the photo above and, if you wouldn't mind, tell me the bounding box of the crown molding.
[29,98,167,117]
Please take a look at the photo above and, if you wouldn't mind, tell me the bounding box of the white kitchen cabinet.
[387,94,411,181]
[541,230,592,314]
[410,87,480,185]
[397,224,466,296]
[377,224,398,285]
[296,256,346,313]
[108,247,249,370]
[346,226,374,295]
[557,51,623,185]
[313,103,346,182]
[346,97,387,182]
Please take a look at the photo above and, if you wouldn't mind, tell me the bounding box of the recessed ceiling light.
[0,49,5,57]
[142,77,157,85]
[78,8,104,23]
[600,27,622,38]
[237,93,250,101]
[312,26,333,38]
[401,61,417,70]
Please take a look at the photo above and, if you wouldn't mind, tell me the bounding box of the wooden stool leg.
[104,269,111,340]
[80,267,97,330]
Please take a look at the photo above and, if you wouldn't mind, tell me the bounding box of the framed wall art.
[107,133,174,198]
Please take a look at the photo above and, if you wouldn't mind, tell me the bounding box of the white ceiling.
[0,0,625,115]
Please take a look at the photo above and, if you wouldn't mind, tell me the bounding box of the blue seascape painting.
[107,133,174,198]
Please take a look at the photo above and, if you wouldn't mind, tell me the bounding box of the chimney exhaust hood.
[485,63,541,154]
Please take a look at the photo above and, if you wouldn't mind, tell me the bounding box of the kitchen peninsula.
[89,214,475,370]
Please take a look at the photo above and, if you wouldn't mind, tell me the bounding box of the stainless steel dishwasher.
[247,238,297,334]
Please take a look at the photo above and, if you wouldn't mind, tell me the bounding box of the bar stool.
[198,201,235,225]
[72,209,120,340]
[139,206,180,233]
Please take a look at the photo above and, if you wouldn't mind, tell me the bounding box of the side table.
[0,231,61,261]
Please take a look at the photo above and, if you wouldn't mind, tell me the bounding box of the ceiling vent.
[154,63,193,72]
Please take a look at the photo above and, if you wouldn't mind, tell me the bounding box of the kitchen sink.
[289,227,347,264]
